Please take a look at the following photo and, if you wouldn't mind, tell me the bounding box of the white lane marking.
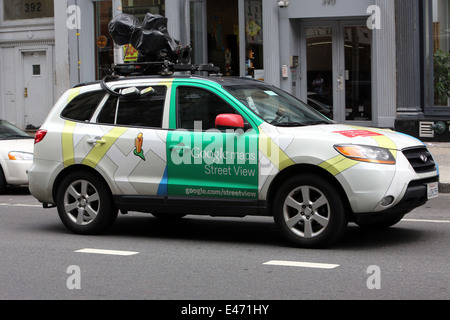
[403,219,450,224]
[75,248,139,256]
[263,260,339,269]
[0,203,41,208]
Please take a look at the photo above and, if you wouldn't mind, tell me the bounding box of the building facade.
[0,0,449,141]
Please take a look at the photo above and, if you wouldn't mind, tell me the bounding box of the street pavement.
[426,142,450,193]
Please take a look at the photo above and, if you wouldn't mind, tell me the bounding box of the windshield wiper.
[303,120,331,125]
[272,120,331,127]
[272,122,308,127]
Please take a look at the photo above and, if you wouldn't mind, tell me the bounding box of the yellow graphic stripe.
[319,155,358,176]
[67,88,81,104]
[259,128,294,170]
[62,121,76,167]
[347,125,398,158]
[372,135,397,159]
[81,127,128,168]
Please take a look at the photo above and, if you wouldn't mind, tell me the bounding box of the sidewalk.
[426,142,450,193]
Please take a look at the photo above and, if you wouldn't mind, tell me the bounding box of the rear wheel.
[274,174,348,248]
[56,172,117,235]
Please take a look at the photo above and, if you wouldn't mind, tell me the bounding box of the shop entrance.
[301,21,373,124]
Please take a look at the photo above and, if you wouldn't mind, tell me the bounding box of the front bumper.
[354,176,439,223]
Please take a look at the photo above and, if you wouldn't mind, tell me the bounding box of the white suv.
[28,74,439,248]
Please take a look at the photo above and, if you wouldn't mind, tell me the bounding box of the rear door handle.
[87,138,106,145]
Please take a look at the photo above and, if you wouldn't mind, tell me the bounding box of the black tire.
[0,166,6,194]
[356,214,405,229]
[56,171,118,235]
[273,174,348,248]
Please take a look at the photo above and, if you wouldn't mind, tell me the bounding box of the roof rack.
[111,61,221,77]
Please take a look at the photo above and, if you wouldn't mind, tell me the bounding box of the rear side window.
[97,86,166,128]
[61,91,106,122]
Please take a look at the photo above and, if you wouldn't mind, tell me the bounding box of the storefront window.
[121,0,165,19]
[207,0,239,76]
[245,0,263,80]
[432,0,450,107]
[95,2,114,80]
[94,0,165,80]
[3,0,54,20]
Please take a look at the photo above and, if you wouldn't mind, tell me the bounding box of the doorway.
[22,50,50,130]
[302,21,373,125]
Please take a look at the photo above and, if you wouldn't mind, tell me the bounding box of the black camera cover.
[108,13,190,63]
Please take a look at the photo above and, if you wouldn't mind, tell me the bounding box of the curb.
[439,182,450,194]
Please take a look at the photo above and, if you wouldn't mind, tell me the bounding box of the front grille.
[402,147,436,173]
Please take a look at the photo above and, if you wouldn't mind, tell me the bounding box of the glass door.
[305,25,335,120]
[341,24,373,122]
[302,21,373,124]
[186,0,208,65]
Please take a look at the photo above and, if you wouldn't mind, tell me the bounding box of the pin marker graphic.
[134,133,146,161]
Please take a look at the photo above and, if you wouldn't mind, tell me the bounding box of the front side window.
[176,86,237,130]
[97,86,166,128]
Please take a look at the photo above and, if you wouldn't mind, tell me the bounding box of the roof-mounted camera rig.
[107,13,220,77]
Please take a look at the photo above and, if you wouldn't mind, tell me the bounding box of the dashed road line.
[75,248,139,256]
[0,203,42,208]
[402,219,450,224]
[263,260,340,269]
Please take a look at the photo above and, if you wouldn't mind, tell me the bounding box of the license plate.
[427,182,439,200]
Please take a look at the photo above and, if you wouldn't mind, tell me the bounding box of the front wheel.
[56,172,118,235]
[273,174,348,248]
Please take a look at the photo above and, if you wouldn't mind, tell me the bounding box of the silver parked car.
[0,120,34,193]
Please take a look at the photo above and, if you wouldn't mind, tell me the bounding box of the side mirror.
[215,114,245,130]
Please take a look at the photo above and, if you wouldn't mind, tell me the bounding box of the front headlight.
[334,145,396,165]
[8,151,33,161]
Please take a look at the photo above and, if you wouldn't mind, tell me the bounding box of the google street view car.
[28,14,439,248]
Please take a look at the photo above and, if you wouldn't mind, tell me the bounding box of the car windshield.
[0,120,33,140]
[224,83,332,127]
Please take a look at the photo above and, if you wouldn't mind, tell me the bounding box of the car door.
[88,83,170,196]
[166,82,259,200]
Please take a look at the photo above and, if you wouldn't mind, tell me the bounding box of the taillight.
[34,129,47,144]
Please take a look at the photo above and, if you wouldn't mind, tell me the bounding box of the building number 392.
[24,2,43,13]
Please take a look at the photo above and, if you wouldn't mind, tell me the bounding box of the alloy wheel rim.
[63,180,100,226]
[282,185,330,238]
